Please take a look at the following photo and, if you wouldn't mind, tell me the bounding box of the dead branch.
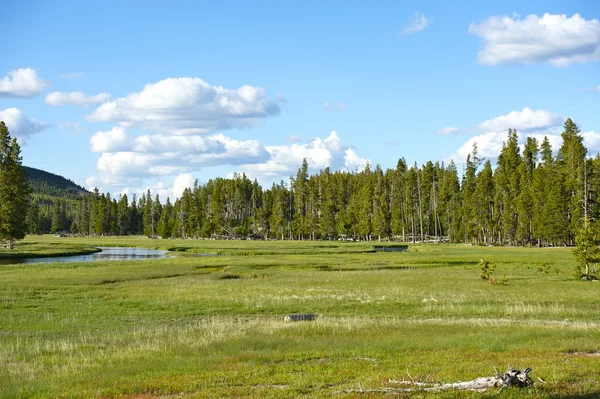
[336,365,533,394]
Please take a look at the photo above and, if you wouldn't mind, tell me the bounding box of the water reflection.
[0,247,168,265]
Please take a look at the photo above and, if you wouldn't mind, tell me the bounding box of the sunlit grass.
[1,236,599,397]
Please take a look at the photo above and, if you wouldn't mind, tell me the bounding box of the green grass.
[0,237,100,259]
[1,236,599,398]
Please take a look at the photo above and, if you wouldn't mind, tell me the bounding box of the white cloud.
[241,131,370,177]
[0,68,49,97]
[400,12,431,36]
[90,129,270,185]
[0,108,47,143]
[173,173,195,198]
[90,127,131,152]
[45,91,111,106]
[88,129,369,190]
[337,102,346,111]
[581,131,600,153]
[323,101,331,111]
[60,72,84,79]
[86,77,280,134]
[469,13,600,66]
[477,107,563,132]
[446,107,567,164]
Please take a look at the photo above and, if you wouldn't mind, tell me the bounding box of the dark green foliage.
[0,122,32,248]
[572,220,599,280]
[479,259,495,280]
[11,119,600,251]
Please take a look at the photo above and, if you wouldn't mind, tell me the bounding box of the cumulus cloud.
[0,108,47,143]
[477,107,563,132]
[400,12,431,36]
[90,128,270,185]
[469,13,600,66]
[0,68,50,97]
[86,77,280,134]
[88,128,369,190]
[172,173,195,198]
[45,91,111,106]
[446,107,569,164]
[241,131,370,177]
[90,127,131,152]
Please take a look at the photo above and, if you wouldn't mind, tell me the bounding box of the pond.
[374,245,409,252]
[0,247,169,265]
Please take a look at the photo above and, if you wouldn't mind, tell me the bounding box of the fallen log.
[284,314,317,322]
[337,365,533,394]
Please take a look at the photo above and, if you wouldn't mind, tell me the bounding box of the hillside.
[24,166,88,198]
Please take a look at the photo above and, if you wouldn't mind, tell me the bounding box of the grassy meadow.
[1,236,599,398]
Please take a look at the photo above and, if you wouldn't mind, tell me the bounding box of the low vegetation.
[1,236,599,398]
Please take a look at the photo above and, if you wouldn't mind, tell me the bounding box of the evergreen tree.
[0,122,32,248]
[557,118,586,244]
[572,219,599,280]
[517,137,538,245]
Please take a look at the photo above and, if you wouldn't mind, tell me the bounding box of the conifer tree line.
[24,119,600,246]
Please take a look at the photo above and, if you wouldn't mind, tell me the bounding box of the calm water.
[0,247,169,265]
[374,246,409,252]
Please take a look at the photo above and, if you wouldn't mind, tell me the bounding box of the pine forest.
[27,119,597,246]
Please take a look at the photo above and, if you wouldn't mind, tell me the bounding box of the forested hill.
[24,166,88,198]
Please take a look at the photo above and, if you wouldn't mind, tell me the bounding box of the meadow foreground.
[1,236,599,398]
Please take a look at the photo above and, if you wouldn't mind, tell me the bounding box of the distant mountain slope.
[24,166,89,198]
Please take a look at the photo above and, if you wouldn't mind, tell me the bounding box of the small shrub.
[480,259,495,280]
[537,262,552,274]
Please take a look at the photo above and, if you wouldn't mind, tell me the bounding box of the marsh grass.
[1,236,599,398]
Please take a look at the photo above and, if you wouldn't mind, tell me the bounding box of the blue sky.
[1,0,599,200]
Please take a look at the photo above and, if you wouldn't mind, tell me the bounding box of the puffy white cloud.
[90,127,131,152]
[400,12,431,36]
[241,131,370,176]
[172,173,195,198]
[88,128,369,190]
[86,77,280,134]
[0,108,47,143]
[45,91,111,106]
[477,107,563,132]
[446,108,569,164]
[581,131,600,153]
[469,13,600,66]
[0,68,50,97]
[91,128,270,185]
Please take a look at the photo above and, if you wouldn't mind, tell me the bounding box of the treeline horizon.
[28,118,597,246]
